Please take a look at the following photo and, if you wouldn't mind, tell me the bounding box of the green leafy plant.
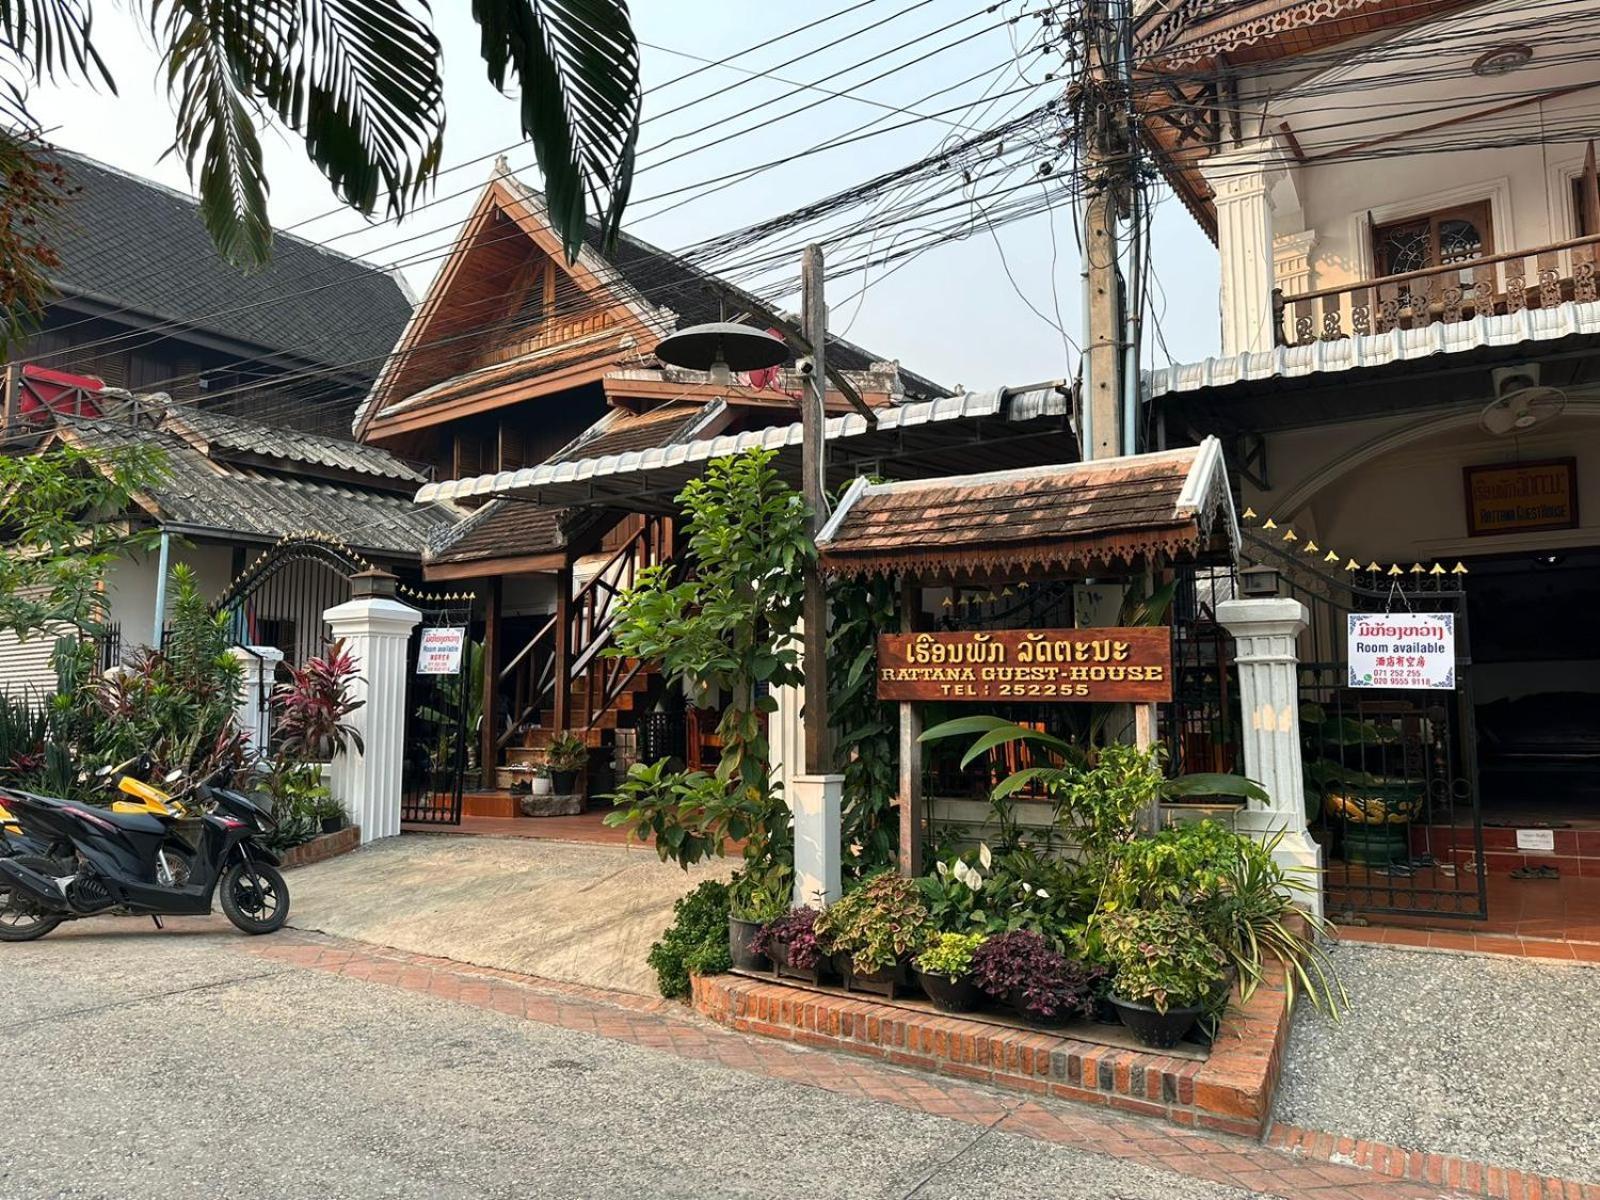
[606,449,811,910]
[914,931,988,981]
[814,872,931,976]
[80,564,246,779]
[647,879,733,999]
[257,761,330,853]
[0,2,639,270]
[827,569,899,878]
[545,731,590,773]
[1101,906,1227,1013]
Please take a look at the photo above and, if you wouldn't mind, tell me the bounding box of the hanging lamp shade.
[654,322,790,374]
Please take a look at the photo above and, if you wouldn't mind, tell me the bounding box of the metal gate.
[401,597,475,826]
[1245,531,1487,921]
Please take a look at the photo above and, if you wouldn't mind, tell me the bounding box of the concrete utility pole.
[800,244,831,773]
[1079,0,1139,461]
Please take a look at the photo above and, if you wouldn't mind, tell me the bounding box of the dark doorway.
[1468,547,1600,824]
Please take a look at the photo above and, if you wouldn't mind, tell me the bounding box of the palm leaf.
[472,0,641,260]
[150,0,445,270]
[0,0,113,87]
[1160,772,1269,803]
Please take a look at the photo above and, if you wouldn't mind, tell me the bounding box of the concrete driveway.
[0,921,1261,1200]
[284,832,729,996]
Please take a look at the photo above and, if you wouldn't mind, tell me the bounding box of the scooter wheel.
[220,862,290,935]
[0,856,67,942]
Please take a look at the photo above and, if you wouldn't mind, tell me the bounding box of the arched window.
[1374,201,1493,278]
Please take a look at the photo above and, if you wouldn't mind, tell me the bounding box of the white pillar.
[769,675,803,807]
[791,773,843,908]
[228,645,284,753]
[323,571,421,845]
[1216,596,1323,919]
[1200,142,1290,357]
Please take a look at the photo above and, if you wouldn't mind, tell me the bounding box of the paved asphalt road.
[0,917,1254,1200]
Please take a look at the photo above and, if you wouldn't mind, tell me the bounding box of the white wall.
[103,541,237,653]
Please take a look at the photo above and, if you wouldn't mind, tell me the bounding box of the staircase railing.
[497,514,672,742]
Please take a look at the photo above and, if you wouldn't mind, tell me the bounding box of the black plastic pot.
[550,769,579,794]
[319,816,345,835]
[1006,988,1076,1028]
[1091,993,1122,1026]
[1108,993,1204,1050]
[835,953,908,999]
[915,970,982,1013]
[728,915,768,972]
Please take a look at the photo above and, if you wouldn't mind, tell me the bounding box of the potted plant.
[273,639,364,768]
[728,867,788,972]
[754,906,829,984]
[815,873,930,998]
[311,791,347,835]
[527,762,553,797]
[546,732,588,794]
[913,932,988,1012]
[1101,906,1227,1049]
[969,930,1100,1027]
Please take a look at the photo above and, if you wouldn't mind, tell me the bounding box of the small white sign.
[1348,613,1456,690]
[1516,828,1556,853]
[417,626,466,675]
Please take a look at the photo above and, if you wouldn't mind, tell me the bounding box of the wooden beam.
[553,563,573,733]
[480,577,501,781]
[2,363,19,432]
[423,552,565,581]
[1582,141,1600,238]
[897,574,924,876]
[801,246,832,774]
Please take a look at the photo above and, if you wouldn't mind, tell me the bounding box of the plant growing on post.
[827,570,900,877]
[606,448,812,917]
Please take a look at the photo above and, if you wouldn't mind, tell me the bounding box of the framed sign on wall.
[1463,458,1578,537]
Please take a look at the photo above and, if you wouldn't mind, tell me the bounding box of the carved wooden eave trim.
[818,528,1207,582]
[1140,0,1393,69]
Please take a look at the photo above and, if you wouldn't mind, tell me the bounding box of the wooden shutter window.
[1374,200,1494,277]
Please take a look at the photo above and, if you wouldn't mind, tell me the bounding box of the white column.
[228,645,284,753]
[791,773,843,908]
[323,572,421,845]
[769,675,803,807]
[1216,597,1323,919]
[1200,142,1289,357]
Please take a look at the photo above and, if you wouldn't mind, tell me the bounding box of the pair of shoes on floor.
[1510,864,1560,879]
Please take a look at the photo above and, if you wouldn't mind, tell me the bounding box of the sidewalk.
[245,931,1600,1200]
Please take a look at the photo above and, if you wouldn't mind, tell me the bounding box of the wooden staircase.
[493,516,672,787]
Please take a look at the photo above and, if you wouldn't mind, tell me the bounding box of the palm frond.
[0,0,112,89]
[149,0,445,270]
[472,0,641,260]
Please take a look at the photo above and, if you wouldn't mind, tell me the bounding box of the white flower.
[978,842,993,870]
[935,861,950,879]
[1019,882,1034,895]
[1037,888,1051,900]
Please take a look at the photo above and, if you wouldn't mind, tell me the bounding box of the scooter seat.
[1,790,169,836]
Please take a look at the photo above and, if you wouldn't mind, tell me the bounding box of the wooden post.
[553,563,572,733]
[480,577,501,781]
[2,363,19,433]
[897,575,924,875]
[1134,702,1160,832]
[801,244,831,773]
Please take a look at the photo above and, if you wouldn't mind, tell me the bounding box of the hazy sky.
[26,0,1221,393]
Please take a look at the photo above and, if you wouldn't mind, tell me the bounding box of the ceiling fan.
[1479,365,1566,436]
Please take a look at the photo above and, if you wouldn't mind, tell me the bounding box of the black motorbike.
[0,766,290,942]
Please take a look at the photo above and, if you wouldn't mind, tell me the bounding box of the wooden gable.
[356,170,665,441]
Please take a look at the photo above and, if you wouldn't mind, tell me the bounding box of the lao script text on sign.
[1347,613,1456,690]
[876,628,1172,703]
[417,626,466,675]
[1464,458,1577,537]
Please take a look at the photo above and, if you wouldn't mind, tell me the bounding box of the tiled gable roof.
[817,440,1235,579]
[54,415,454,559]
[162,405,427,483]
[49,151,412,378]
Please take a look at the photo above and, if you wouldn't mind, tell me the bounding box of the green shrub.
[815,872,930,975]
[914,931,987,980]
[647,879,733,999]
[1101,906,1225,1013]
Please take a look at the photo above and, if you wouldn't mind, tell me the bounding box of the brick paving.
[243,932,1600,1200]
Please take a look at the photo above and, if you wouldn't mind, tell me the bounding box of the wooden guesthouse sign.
[876,628,1173,703]
[1463,458,1577,537]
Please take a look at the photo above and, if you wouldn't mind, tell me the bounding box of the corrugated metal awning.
[1145,299,1600,400]
[414,384,1076,513]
